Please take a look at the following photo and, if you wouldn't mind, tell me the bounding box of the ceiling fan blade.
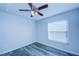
[38,12,44,16]
[38,4,48,10]
[19,9,31,11]
[28,3,33,9]
[31,14,33,17]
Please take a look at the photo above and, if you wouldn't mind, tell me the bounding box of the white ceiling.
[0,3,79,21]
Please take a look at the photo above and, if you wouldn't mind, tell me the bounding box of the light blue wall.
[0,11,36,54]
[0,3,7,11]
[36,8,79,55]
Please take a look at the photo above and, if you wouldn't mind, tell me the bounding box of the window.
[48,20,68,43]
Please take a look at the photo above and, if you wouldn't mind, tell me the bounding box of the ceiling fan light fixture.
[31,11,35,16]
[35,12,38,15]
[31,11,38,16]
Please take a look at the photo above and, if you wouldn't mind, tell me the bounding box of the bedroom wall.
[0,11,36,54]
[36,8,79,55]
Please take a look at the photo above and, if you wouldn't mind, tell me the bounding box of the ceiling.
[0,3,79,21]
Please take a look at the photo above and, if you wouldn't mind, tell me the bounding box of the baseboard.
[36,42,79,56]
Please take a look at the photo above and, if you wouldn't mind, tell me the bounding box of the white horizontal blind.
[48,20,68,43]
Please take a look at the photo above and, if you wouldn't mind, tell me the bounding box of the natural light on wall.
[48,20,68,43]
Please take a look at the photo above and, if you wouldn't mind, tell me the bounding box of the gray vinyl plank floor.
[0,42,77,56]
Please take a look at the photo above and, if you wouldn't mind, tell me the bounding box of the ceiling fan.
[19,3,48,17]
